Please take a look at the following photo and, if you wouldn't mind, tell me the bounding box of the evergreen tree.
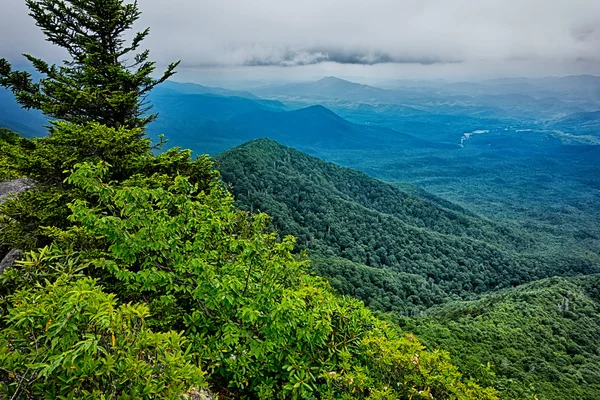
[0,0,179,129]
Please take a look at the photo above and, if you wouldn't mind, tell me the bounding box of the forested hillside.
[399,274,600,400]
[217,139,598,298]
[217,138,600,399]
[310,256,453,314]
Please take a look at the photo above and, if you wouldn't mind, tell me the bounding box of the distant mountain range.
[387,74,600,102]
[549,110,600,136]
[147,86,449,155]
[157,80,260,99]
[2,75,598,142]
[249,75,600,121]
[251,76,388,100]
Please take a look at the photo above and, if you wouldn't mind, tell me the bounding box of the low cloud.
[1,0,600,77]
[239,47,461,67]
[241,48,328,67]
[571,24,598,42]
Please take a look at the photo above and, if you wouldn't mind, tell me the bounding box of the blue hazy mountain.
[3,79,440,155]
[148,93,446,155]
[549,110,600,136]
[157,80,260,99]
[3,76,598,143]
[252,76,600,121]
[0,88,47,137]
[251,76,388,100]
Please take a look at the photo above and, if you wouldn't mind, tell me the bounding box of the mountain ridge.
[216,138,598,297]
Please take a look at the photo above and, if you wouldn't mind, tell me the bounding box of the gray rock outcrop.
[0,178,35,204]
[183,387,216,400]
[0,249,23,274]
[0,178,34,273]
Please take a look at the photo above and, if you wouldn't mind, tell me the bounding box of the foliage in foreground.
[0,272,204,399]
[0,155,497,399]
[0,122,215,252]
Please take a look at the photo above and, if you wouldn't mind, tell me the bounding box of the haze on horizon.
[1,0,599,86]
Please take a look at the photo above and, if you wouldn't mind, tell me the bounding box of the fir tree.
[0,0,179,129]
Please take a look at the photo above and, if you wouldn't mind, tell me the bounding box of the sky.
[1,0,600,86]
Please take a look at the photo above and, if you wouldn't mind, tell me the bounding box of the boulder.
[0,178,35,204]
[0,249,23,274]
[183,387,216,400]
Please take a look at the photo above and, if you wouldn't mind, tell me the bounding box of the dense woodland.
[398,275,600,400]
[310,257,452,314]
[217,139,598,298]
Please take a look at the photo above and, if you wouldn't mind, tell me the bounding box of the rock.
[0,249,23,274]
[0,178,35,204]
[183,387,216,400]
[0,178,34,274]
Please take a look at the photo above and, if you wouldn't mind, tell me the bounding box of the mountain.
[0,81,448,155]
[534,75,600,102]
[147,90,446,155]
[0,80,281,140]
[0,88,47,137]
[252,76,600,121]
[155,80,260,99]
[549,110,600,136]
[251,76,435,106]
[309,256,453,313]
[400,274,600,400]
[251,76,388,100]
[473,93,586,119]
[146,89,286,153]
[150,91,286,122]
[216,139,598,299]
[201,104,443,150]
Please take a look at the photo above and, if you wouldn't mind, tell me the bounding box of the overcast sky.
[2,0,599,85]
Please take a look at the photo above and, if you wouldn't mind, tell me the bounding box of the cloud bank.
[1,0,599,77]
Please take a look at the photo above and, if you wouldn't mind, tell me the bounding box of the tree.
[0,0,179,130]
[0,123,216,251]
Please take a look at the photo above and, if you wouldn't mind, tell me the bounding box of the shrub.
[0,274,205,399]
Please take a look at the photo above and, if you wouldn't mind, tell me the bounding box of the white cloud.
[2,0,599,79]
